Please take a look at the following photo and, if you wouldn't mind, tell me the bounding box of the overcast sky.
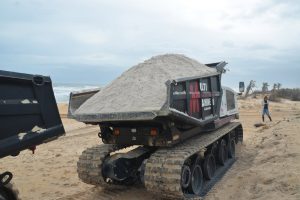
[0,0,299,89]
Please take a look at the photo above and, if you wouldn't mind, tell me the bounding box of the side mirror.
[239,82,245,93]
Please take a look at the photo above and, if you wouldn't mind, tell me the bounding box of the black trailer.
[0,70,65,200]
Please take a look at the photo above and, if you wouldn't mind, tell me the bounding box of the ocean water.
[53,83,100,103]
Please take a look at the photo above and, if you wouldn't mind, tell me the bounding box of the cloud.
[0,0,299,87]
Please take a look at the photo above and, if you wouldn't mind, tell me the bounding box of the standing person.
[262,96,272,122]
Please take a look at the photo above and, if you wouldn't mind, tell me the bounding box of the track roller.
[228,138,236,158]
[202,153,216,180]
[217,139,228,165]
[181,165,192,189]
[188,162,203,195]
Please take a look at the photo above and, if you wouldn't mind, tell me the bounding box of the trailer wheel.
[0,182,20,200]
[181,165,191,189]
[228,138,236,158]
[188,164,203,195]
[202,153,216,180]
[218,139,228,165]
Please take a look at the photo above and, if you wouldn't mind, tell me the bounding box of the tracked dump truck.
[0,70,65,200]
[69,54,244,199]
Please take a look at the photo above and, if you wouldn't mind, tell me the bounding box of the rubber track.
[1,182,21,200]
[77,144,118,186]
[144,122,241,199]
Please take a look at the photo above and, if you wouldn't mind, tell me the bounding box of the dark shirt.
[263,100,268,110]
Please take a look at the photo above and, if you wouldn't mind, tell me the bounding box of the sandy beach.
[1,99,299,200]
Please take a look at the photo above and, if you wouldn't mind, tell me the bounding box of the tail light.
[150,128,158,136]
[113,128,120,136]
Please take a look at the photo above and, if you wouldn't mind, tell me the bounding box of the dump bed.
[0,70,65,158]
[70,54,227,127]
[68,88,101,119]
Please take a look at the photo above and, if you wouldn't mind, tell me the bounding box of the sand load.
[74,54,219,122]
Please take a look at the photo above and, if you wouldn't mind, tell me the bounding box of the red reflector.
[150,128,158,136]
[113,128,120,136]
[29,146,36,154]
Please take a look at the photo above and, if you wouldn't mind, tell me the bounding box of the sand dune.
[0,99,299,200]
